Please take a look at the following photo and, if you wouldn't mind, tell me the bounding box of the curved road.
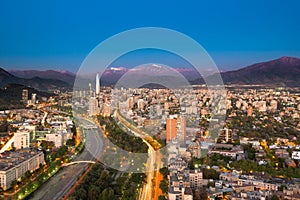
[29,117,103,200]
[115,110,162,200]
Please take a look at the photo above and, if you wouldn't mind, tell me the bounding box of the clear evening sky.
[0,0,299,72]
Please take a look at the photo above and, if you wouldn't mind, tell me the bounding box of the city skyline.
[0,1,300,199]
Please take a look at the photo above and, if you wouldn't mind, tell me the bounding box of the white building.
[169,186,193,200]
[218,128,233,143]
[46,130,72,148]
[188,170,203,189]
[88,97,99,116]
[292,151,300,160]
[46,133,63,147]
[188,140,201,158]
[14,131,30,149]
[0,149,44,190]
[31,93,37,105]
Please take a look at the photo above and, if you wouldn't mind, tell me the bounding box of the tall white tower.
[89,83,92,97]
[96,73,100,95]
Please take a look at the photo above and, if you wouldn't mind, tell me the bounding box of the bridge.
[62,161,96,167]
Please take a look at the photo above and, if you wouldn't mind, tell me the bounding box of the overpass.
[62,161,96,167]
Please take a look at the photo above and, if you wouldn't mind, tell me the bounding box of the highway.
[29,117,103,200]
[115,110,162,200]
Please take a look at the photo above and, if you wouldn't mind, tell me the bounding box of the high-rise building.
[89,97,99,116]
[218,128,233,143]
[137,99,144,110]
[128,97,134,109]
[96,73,100,96]
[188,170,203,189]
[31,93,37,105]
[270,100,278,111]
[177,116,186,146]
[14,131,30,149]
[166,115,186,144]
[22,89,28,102]
[102,102,112,117]
[188,140,201,158]
[89,83,92,97]
[166,117,177,143]
[247,106,253,116]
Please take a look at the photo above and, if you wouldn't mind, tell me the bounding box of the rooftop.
[0,149,43,171]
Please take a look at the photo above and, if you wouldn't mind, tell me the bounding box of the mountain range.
[1,56,300,91]
[8,69,75,85]
[102,56,300,87]
[214,56,300,87]
[0,68,71,91]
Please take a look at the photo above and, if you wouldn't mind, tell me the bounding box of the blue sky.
[0,0,299,72]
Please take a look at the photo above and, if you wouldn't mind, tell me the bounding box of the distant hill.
[212,56,300,86]
[99,65,204,86]
[0,68,71,91]
[3,56,300,90]
[0,83,55,110]
[102,57,300,87]
[9,69,76,85]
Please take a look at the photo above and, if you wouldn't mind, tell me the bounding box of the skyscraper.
[22,89,28,102]
[31,93,37,104]
[166,117,177,143]
[177,116,186,146]
[89,97,99,116]
[89,83,92,97]
[96,73,100,96]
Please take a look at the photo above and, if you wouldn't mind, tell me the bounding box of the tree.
[203,168,220,180]
[11,180,18,191]
[271,194,279,200]
[279,184,287,191]
[40,140,55,151]
[73,187,87,199]
[66,139,75,146]
[101,188,115,200]
[159,167,169,179]
[24,170,31,180]
[158,195,167,200]
[88,185,100,200]
[159,180,168,194]
[193,188,208,200]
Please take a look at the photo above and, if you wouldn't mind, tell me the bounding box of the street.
[115,110,162,200]
[29,118,103,200]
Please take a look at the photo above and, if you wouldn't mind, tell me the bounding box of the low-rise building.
[168,186,193,200]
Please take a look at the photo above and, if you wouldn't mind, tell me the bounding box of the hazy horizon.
[2,54,300,74]
[1,1,300,73]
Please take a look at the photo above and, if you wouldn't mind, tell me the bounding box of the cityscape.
[0,58,300,199]
[0,1,300,200]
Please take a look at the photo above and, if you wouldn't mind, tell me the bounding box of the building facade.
[14,131,30,149]
[0,150,44,190]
